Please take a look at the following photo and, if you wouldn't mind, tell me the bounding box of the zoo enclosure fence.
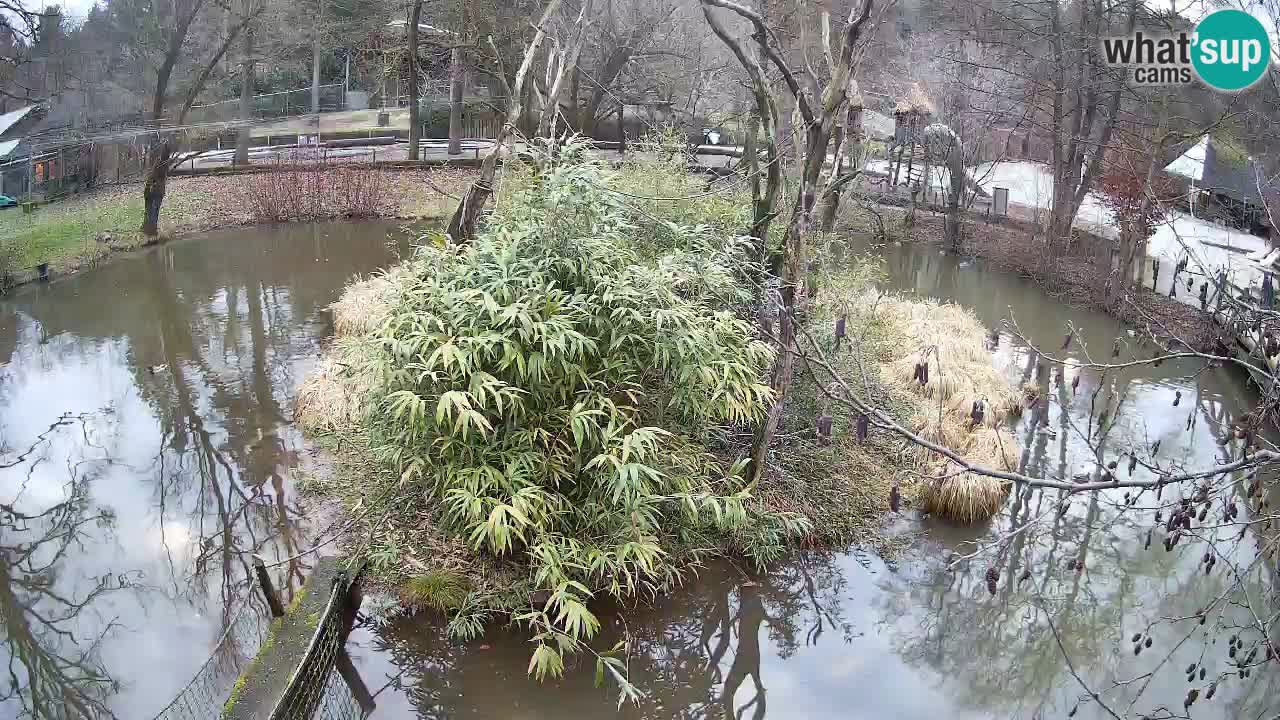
[146,598,271,720]
[188,84,348,125]
[143,565,370,720]
[268,569,375,720]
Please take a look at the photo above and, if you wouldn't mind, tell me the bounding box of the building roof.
[0,139,19,159]
[1164,135,1207,182]
[0,105,39,137]
[1165,134,1270,206]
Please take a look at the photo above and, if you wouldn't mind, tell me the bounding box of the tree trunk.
[578,49,632,139]
[944,140,965,248]
[744,112,761,245]
[567,66,579,131]
[310,0,323,114]
[816,123,846,233]
[537,2,591,140]
[141,140,172,237]
[447,0,563,242]
[446,148,500,241]
[817,98,863,233]
[704,0,875,485]
[448,46,464,155]
[1264,186,1280,249]
[536,55,563,139]
[749,123,831,484]
[407,0,422,161]
[702,0,779,258]
[235,26,254,166]
[1107,228,1132,306]
[139,4,257,235]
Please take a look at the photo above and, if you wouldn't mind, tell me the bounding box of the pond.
[0,223,1275,719]
[0,221,412,718]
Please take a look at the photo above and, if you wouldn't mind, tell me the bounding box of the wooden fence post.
[253,554,286,618]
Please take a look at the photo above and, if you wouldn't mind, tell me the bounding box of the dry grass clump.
[919,473,1011,524]
[295,338,378,433]
[879,295,1019,424]
[330,269,406,337]
[873,292,1017,523]
[917,424,1018,522]
[296,270,405,432]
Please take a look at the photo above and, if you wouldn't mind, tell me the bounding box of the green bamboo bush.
[609,128,755,256]
[366,142,809,685]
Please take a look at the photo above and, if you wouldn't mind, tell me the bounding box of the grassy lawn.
[0,168,475,280]
[0,191,146,271]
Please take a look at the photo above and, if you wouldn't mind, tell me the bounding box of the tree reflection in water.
[0,223,409,717]
[0,414,127,719]
[358,551,856,719]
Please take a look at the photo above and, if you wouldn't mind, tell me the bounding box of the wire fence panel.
[269,570,369,720]
[189,85,347,125]
[313,667,367,720]
[149,603,268,720]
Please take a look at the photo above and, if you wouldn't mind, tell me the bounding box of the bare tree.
[1042,0,1135,256]
[310,0,324,114]
[408,0,424,161]
[702,0,780,258]
[448,46,464,155]
[234,1,259,166]
[444,0,565,242]
[0,2,49,105]
[699,0,877,484]
[138,0,262,236]
[536,0,592,139]
[575,0,682,137]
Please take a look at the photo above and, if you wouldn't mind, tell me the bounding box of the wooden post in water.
[253,554,286,618]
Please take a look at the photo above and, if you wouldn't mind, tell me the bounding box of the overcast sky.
[47,0,96,22]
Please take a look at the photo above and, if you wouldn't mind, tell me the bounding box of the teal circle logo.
[1192,9,1271,91]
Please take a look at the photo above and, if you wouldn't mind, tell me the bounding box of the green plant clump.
[365,145,810,686]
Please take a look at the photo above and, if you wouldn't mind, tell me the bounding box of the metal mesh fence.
[149,602,268,720]
[188,85,347,125]
[269,570,371,720]
[312,665,367,720]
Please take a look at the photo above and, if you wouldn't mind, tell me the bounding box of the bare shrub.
[237,159,390,224]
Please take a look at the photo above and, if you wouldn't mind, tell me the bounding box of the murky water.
[0,221,411,718]
[2,225,1277,720]
[347,243,1279,719]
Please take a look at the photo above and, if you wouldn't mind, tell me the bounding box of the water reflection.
[881,244,1280,719]
[351,552,929,720]
[0,422,121,718]
[0,222,409,718]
